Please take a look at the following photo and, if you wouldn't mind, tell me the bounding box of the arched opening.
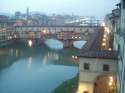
[94,75,117,93]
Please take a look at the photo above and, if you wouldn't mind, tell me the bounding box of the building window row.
[83,63,109,72]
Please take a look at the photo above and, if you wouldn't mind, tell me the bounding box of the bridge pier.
[62,40,73,48]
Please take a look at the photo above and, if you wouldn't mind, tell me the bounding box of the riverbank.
[52,74,79,93]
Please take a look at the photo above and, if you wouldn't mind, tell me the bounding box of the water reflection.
[0,43,79,93]
[10,49,14,56]
[28,56,32,69]
[43,55,47,65]
[15,49,19,57]
[42,52,59,64]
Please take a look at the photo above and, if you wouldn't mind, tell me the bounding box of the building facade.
[0,15,10,42]
[106,0,125,93]
[77,51,117,93]
[116,1,125,93]
[0,15,15,46]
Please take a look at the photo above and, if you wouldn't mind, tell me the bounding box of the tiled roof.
[78,50,117,59]
[81,28,103,51]
[78,27,117,59]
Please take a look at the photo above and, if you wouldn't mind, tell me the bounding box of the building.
[113,1,125,93]
[76,23,117,93]
[105,0,125,93]
[0,15,15,46]
[0,15,10,42]
[77,51,117,93]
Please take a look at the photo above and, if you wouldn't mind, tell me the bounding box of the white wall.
[78,57,117,93]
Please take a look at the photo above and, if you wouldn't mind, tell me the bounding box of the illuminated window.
[84,63,90,70]
[103,64,109,71]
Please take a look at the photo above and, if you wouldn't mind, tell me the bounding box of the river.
[0,39,85,93]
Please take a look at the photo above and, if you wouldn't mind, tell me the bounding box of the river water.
[0,39,84,93]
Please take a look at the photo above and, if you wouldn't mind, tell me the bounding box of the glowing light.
[72,56,75,59]
[102,43,106,46]
[75,37,77,39]
[109,82,112,86]
[105,27,110,34]
[108,48,112,51]
[72,36,74,39]
[28,40,32,47]
[108,76,114,86]
[77,82,90,93]
[43,30,47,34]
[79,37,81,39]
[109,76,113,82]
[103,38,106,42]
[10,36,12,39]
[103,34,107,38]
[8,36,12,39]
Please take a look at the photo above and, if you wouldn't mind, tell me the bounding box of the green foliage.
[52,75,79,93]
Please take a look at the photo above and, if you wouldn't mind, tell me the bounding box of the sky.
[0,0,120,18]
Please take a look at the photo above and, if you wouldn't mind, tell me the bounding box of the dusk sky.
[0,0,120,18]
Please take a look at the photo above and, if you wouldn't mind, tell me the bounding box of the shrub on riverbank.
[52,75,79,93]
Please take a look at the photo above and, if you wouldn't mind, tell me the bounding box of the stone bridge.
[12,25,99,47]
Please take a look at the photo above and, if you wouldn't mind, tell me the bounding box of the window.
[84,63,90,70]
[103,64,109,71]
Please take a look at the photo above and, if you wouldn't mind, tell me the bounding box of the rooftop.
[78,50,117,59]
[78,27,117,60]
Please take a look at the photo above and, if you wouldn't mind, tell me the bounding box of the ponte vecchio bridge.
[13,25,100,47]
